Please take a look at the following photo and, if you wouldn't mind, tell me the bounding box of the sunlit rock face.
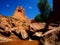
[11,6,30,31]
[0,15,11,32]
[12,6,30,23]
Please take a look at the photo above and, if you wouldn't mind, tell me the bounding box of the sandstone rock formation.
[0,6,30,39]
[12,6,30,23]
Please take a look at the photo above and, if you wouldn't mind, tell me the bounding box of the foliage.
[11,17,18,20]
[5,16,9,18]
[34,0,51,22]
[8,20,12,26]
[34,14,42,22]
[22,21,26,26]
[22,23,26,26]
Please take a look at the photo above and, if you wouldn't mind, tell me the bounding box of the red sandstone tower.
[12,6,30,23]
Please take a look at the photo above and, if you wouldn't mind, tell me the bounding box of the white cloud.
[7,4,9,7]
[29,6,32,9]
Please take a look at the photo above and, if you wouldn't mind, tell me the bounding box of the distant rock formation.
[0,6,31,31]
[12,6,30,23]
[0,6,30,39]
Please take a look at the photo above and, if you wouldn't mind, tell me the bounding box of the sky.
[0,0,53,19]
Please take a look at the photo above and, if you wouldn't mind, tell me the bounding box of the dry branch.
[41,27,60,37]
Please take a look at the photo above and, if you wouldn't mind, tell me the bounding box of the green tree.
[35,14,42,22]
[34,0,51,22]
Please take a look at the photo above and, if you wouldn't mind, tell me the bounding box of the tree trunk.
[41,0,60,33]
[48,0,60,23]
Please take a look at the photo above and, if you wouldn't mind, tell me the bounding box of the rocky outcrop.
[0,6,30,31]
[29,22,46,31]
[12,6,30,23]
[0,6,30,39]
